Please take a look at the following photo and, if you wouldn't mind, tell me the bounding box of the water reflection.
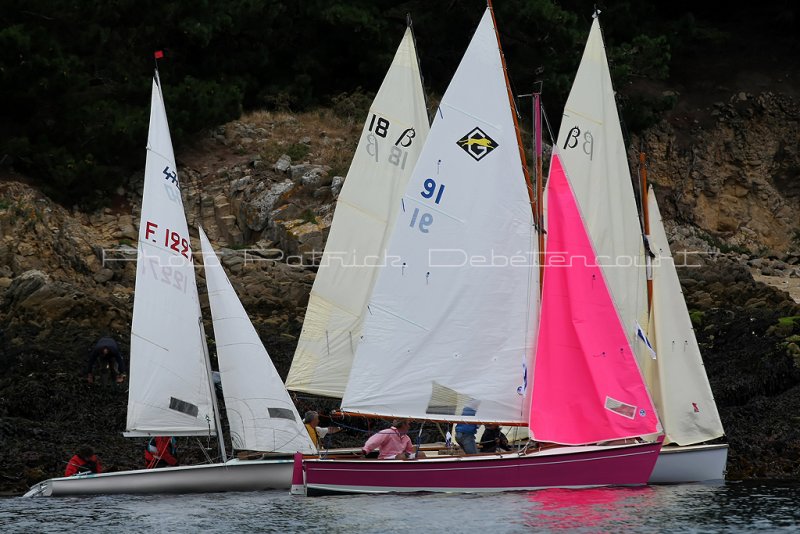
[4,481,800,533]
[522,486,659,531]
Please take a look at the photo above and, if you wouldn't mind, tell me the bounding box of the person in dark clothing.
[65,445,103,476]
[455,406,479,454]
[478,424,512,453]
[86,336,125,384]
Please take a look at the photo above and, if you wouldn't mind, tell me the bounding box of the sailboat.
[553,12,726,483]
[286,22,430,399]
[24,70,315,497]
[293,5,662,496]
[644,186,728,482]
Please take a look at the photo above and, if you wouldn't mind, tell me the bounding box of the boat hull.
[298,441,662,496]
[23,458,293,497]
[648,443,728,484]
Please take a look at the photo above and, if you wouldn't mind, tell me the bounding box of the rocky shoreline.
[1,94,799,494]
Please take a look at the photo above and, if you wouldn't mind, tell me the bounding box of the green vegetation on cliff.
[8,0,795,205]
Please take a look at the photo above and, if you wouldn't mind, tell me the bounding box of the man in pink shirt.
[361,419,426,460]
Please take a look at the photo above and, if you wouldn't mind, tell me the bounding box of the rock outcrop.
[1,96,800,492]
[638,92,800,255]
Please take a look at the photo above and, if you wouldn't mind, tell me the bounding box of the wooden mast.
[487,1,535,219]
[534,92,544,294]
[639,151,653,312]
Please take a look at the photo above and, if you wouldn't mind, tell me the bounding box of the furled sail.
[199,228,315,454]
[341,8,538,424]
[126,74,217,437]
[645,188,724,445]
[286,26,430,398]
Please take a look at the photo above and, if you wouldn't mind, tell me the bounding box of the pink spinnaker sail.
[530,154,659,445]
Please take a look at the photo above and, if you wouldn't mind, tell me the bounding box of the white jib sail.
[553,17,649,358]
[646,188,724,445]
[286,27,430,398]
[341,8,538,424]
[126,75,217,437]
[198,228,316,454]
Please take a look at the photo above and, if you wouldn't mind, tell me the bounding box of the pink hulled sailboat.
[552,12,726,482]
[292,4,661,496]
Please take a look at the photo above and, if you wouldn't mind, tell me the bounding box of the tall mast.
[487,1,535,217]
[199,318,228,462]
[486,0,541,260]
[534,91,544,293]
[639,151,653,312]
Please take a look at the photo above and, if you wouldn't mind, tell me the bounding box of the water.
[2,482,799,533]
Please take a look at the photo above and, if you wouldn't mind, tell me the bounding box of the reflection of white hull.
[23,458,292,497]
[648,443,728,483]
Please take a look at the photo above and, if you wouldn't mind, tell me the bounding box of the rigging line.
[406,13,432,127]
[540,102,557,148]
[194,437,214,464]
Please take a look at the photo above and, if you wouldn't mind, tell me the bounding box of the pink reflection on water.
[522,486,658,531]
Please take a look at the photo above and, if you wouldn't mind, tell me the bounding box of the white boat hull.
[23,458,293,497]
[648,443,728,484]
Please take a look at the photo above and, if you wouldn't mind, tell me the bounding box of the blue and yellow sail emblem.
[457,127,498,161]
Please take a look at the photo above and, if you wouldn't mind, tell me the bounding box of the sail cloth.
[126,75,217,437]
[553,16,648,360]
[530,154,658,445]
[341,8,538,424]
[286,27,430,398]
[199,228,316,454]
[645,188,724,445]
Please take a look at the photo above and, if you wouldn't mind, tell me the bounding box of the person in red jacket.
[65,445,102,477]
[145,436,179,468]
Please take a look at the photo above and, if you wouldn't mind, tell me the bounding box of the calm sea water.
[2,482,798,533]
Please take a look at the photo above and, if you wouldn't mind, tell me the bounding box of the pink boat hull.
[297,441,662,495]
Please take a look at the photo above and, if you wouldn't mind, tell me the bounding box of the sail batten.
[126,77,217,437]
[286,27,430,398]
[340,8,538,424]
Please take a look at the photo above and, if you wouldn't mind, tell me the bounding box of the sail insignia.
[457,127,499,161]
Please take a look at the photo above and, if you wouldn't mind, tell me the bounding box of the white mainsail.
[286,26,430,398]
[126,75,217,437]
[552,16,648,356]
[198,228,316,454]
[645,188,724,445]
[341,8,538,424]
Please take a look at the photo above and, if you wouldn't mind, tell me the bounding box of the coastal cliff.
[1,91,799,493]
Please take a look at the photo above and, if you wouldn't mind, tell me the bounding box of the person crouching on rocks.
[86,336,126,384]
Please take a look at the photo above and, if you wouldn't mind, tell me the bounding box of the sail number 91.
[410,178,445,233]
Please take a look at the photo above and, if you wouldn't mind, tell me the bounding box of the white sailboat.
[553,12,726,482]
[294,5,662,496]
[286,23,430,399]
[644,187,727,482]
[25,71,315,497]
